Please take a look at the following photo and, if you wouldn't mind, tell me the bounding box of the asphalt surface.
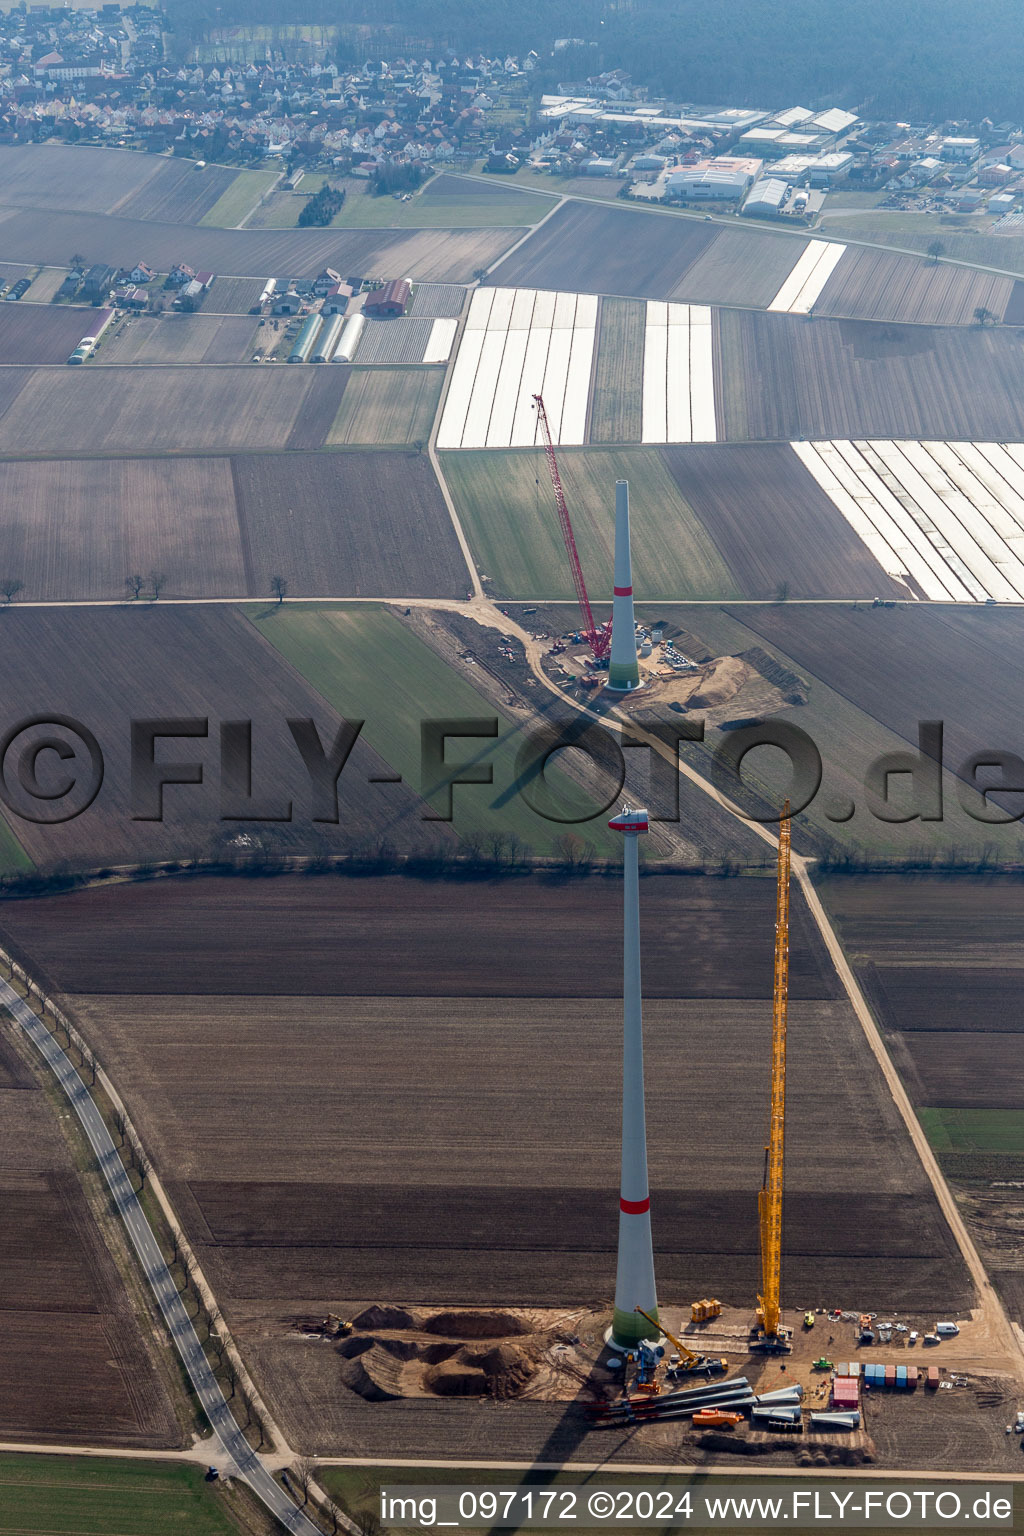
[0,975,319,1536]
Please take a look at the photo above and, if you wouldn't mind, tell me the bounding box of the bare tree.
[113,1107,127,1145]
[0,578,24,605]
[926,237,944,264]
[270,574,288,605]
[293,1456,315,1505]
[222,1358,237,1398]
[148,570,167,600]
[125,573,144,600]
[974,305,995,327]
[135,1149,151,1189]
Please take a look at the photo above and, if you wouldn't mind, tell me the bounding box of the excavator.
[753,803,793,1353]
[634,1307,728,1378]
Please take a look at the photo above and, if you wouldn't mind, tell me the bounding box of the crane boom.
[756,800,791,1343]
[533,393,611,661]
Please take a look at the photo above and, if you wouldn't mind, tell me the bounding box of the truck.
[935,1322,960,1337]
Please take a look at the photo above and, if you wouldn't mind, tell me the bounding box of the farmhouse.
[365,278,412,317]
[323,283,354,314]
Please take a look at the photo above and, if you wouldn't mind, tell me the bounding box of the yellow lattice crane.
[755,800,791,1349]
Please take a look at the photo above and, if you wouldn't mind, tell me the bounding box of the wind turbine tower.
[608,804,659,1347]
[606,481,640,692]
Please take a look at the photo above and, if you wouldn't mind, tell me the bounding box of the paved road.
[0,976,319,1536]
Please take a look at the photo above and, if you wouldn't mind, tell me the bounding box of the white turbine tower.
[608,804,659,1347]
[606,481,640,692]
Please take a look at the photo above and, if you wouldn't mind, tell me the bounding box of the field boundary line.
[0,958,331,1536]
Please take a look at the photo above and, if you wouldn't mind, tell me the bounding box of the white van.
[935,1322,960,1337]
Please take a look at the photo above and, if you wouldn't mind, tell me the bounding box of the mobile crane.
[634,1307,727,1378]
[753,802,792,1352]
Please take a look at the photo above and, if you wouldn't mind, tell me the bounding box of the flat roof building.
[666,155,762,200]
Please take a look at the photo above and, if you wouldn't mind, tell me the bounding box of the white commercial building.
[666,155,762,200]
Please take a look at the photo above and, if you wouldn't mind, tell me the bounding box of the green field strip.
[0,807,33,875]
[589,298,645,444]
[327,368,443,447]
[0,1452,240,1534]
[921,1106,1024,1156]
[442,448,736,602]
[249,603,618,856]
[199,169,280,228]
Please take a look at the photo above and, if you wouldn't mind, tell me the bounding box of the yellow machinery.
[755,802,791,1349]
[634,1307,727,1376]
[691,1298,722,1323]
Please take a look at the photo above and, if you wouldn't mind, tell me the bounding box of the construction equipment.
[803,1311,815,1329]
[324,1313,353,1336]
[634,1306,727,1377]
[812,1357,835,1372]
[533,394,611,664]
[691,1298,722,1323]
[692,1409,743,1427]
[754,802,792,1352]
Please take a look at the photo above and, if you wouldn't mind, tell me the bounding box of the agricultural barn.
[365,278,412,317]
[667,157,762,201]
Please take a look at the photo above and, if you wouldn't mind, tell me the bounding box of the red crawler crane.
[532,393,611,662]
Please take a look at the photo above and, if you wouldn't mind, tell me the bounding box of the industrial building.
[941,135,981,162]
[742,177,789,217]
[770,151,854,186]
[666,156,762,201]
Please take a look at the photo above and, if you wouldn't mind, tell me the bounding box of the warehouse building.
[364,278,412,317]
[742,176,789,216]
[666,156,762,200]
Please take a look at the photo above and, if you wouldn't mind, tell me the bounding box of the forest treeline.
[165,0,1024,124]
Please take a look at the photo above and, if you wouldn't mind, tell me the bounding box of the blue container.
[896,1366,908,1387]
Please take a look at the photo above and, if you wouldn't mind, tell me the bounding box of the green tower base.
[610,1304,661,1349]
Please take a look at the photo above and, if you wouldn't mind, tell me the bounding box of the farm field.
[199,168,282,228]
[818,873,1024,1320]
[0,366,323,454]
[250,603,616,853]
[204,276,265,315]
[0,301,98,363]
[767,239,847,314]
[588,296,645,442]
[0,207,522,282]
[232,451,468,596]
[675,225,808,309]
[0,143,161,213]
[114,159,240,225]
[0,605,442,869]
[1,869,970,1459]
[0,1453,246,1535]
[814,245,1014,325]
[353,315,452,364]
[821,218,1024,280]
[409,282,465,318]
[326,366,443,445]
[794,439,1024,602]
[255,172,555,230]
[659,444,905,599]
[622,602,1024,865]
[715,310,1024,442]
[0,1030,179,1446]
[102,313,260,364]
[437,287,598,449]
[444,445,882,601]
[20,265,65,303]
[485,200,721,300]
[641,302,717,443]
[0,456,244,599]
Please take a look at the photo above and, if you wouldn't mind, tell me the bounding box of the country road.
[0,976,320,1536]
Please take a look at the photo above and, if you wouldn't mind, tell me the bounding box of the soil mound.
[466,1341,538,1397]
[351,1304,416,1331]
[423,1310,530,1339]
[340,1344,409,1401]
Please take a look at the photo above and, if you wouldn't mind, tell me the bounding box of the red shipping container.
[926,1366,940,1389]
[833,1377,860,1409]
[884,1365,896,1387]
[907,1367,918,1390]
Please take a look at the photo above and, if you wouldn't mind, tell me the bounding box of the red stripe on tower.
[614,585,633,597]
[620,1195,650,1215]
